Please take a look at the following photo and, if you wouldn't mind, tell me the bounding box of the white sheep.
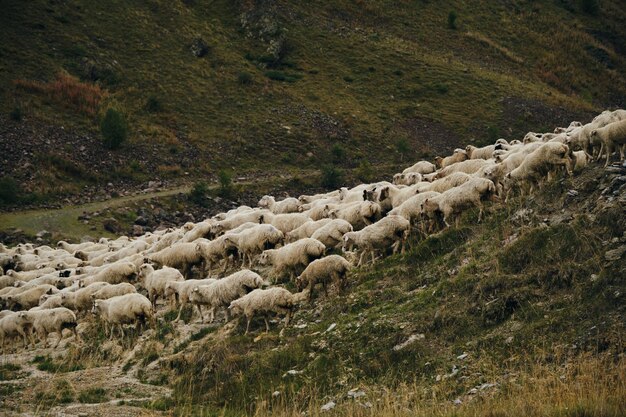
[264,212,312,234]
[211,209,268,236]
[402,161,436,175]
[196,236,238,274]
[258,195,301,214]
[418,172,472,194]
[465,144,496,160]
[228,287,309,334]
[224,224,284,267]
[310,219,354,249]
[0,312,33,351]
[258,238,326,281]
[164,278,217,321]
[92,293,154,339]
[137,264,184,307]
[590,119,626,167]
[388,191,441,228]
[20,307,78,348]
[435,159,491,179]
[342,215,410,266]
[435,149,468,168]
[90,282,137,301]
[189,269,265,323]
[5,284,59,310]
[295,255,351,299]
[393,172,422,186]
[298,190,340,204]
[570,150,592,173]
[80,260,138,287]
[61,282,110,313]
[328,201,382,230]
[285,219,332,242]
[421,177,496,227]
[148,243,204,278]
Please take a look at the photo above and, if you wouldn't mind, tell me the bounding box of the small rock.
[392,334,425,351]
[347,388,366,399]
[605,245,626,262]
[134,216,148,226]
[457,353,469,360]
[505,336,514,344]
[132,225,144,236]
[567,189,579,197]
[321,401,336,412]
[103,217,121,233]
[454,398,462,405]
[190,37,209,57]
[272,391,281,398]
[325,323,337,333]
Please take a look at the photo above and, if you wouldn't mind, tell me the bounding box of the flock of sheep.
[0,109,625,352]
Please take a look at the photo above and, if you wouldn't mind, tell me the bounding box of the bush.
[100,108,128,150]
[9,106,22,121]
[396,138,410,162]
[448,11,458,29]
[356,160,374,182]
[0,176,20,205]
[320,165,343,189]
[189,181,208,206]
[331,144,346,164]
[218,170,233,198]
[145,96,162,113]
[581,0,599,15]
[237,72,253,85]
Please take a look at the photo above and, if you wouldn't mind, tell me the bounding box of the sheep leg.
[476,200,484,223]
[357,251,365,268]
[53,332,62,349]
[264,316,270,333]
[196,304,204,322]
[284,310,292,328]
[245,316,252,335]
[209,306,215,323]
[175,305,184,322]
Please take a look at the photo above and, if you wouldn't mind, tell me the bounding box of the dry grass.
[14,72,106,116]
[248,352,625,417]
[464,31,524,64]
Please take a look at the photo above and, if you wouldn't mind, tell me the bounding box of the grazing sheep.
[228,287,309,334]
[149,243,204,278]
[298,190,340,204]
[329,201,382,230]
[196,235,238,274]
[92,293,154,339]
[295,255,351,299]
[21,307,78,348]
[164,278,217,322]
[0,312,33,351]
[590,119,626,167]
[388,191,441,227]
[418,172,472,194]
[258,238,326,281]
[137,264,184,307]
[5,284,59,311]
[80,261,138,287]
[465,144,496,160]
[504,142,572,199]
[211,209,268,236]
[393,172,422,186]
[342,215,410,267]
[435,159,491,179]
[189,269,265,323]
[285,219,332,243]
[570,150,592,173]
[402,161,437,175]
[225,224,284,267]
[434,149,468,168]
[61,282,110,313]
[258,195,301,214]
[3,267,57,283]
[90,282,137,301]
[146,229,185,254]
[421,178,496,227]
[182,220,216,242]
[310,219,354,249]
[264,212,312,234]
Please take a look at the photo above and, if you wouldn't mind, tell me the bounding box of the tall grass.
[14,72,106,116]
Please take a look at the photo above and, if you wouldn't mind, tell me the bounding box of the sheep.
[258,238,326,281]
[504,142,572,199]
[182,220,217,242]
[3,267,57,283]
[90,282,137,301]
[264,212,312,234]
[465,144,496,160]
[258,195,301,214]
[164,278,217,321]
[57,240,96,253]
[0,312,33,351]
[434,148,468,168]
[342,215,410,266]
[570,150,592,173]
[228,287,309,334]
[212,205,254,221]
[388,191,441,229]
[148,243,204,278]
[105,240,149,263]
[421,178,496,228]
[295,255,351,299]
[224,224,284,267]
[590,119,626,167]
[211,209,268,236]
[137,264,184,307]
[402,161,436,175]
[328,201,382,230]
[61,282,110,313]
[189,269,265,323]
[393,172,422,186]
[5,284,59,311]
[146,229,185,254]
[92,293,154,339]
[20,307,78,348]
[298,190,340,204]
[418,172,472,194]
[310,219,354,249]
[285,219,332,243]
[435,159,491,179]
[196,236,238,274]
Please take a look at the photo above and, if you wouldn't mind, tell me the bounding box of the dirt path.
[0,186,191,241]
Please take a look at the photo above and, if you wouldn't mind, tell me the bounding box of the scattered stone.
[325,323,337,333]
[454,398,462,405]
[35,230,50,238]
[132,225,144,236]
[272,391,281,398]
[392,334,425,351]
[347,388,366,399]
[134,216,148,226]
[283,369,303,377]
[103,217,121,233]
[456,353,469,360]
[567,189,579,197]
[321,401,336,411]
[605,245,625,262]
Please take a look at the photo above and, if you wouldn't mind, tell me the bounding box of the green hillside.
[1,0,625,202]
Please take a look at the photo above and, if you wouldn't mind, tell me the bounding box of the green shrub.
[10,106,22,121]
[448,10,458,29]
[331,144,346,164]
[0,176,20,205]
[237,72,253,85]
[145,96,162,113]
[100,108,128,150]
[396,138,410,161]
[218,170,233,198]
[320,165,343,189]
[581,0,599,15]
[189,181,208,206]
[356,160,374,182]
[264,70,301,83]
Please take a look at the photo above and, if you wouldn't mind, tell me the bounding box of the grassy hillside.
[1,0,625,204]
